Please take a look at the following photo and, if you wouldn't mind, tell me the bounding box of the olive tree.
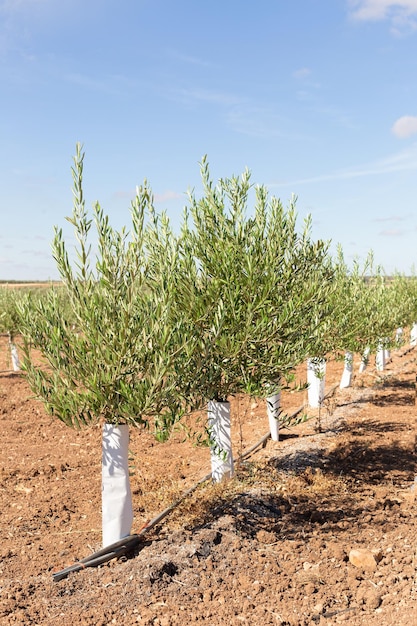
[146,158,337,477]
[17,145,195,546]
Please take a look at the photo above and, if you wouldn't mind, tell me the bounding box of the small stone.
[256,530,276,544]
[349,548,377,572]
[313,602,324,614]
[366,591,382,609]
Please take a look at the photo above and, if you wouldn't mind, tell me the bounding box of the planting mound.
[0,338,416,625]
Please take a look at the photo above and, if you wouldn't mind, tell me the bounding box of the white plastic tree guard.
[339,351,353,389]
[376,342,386,372]
[102,423,134,547]
[411,323,417,347]
[307,358,326,408]
[358,347,370,373]
[9,342,20,371]
[208,400,234,482]
[382,337,390,363]
[395,327,403,345]
[266,393,281,441]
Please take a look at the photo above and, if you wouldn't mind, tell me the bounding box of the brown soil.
[0,338,416,625]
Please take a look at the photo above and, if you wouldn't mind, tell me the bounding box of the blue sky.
[1,0,417,280]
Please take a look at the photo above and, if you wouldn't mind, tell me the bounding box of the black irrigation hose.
[52,353,413,583]
[51,396,319,582]
[52,534,144,582]
[52,465,217,582]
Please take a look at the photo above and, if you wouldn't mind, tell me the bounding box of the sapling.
[327,251,402,379]
[148,158,337,473]
[0,287,25,371]
[307,250,372,392]
[17,144,193,546]
[389,271,417,345]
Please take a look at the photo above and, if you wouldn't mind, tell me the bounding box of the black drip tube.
[53,387,341,582]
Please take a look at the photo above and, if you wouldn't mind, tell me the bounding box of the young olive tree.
[323,250,380,386]
[0,287,52,371]
[352,261,402,371]
[146,158,337,477]
[17,144,193,546]
[0,287,22,371]
[391,271,417,345]
[307,249,405,391]
[301,247,368,402]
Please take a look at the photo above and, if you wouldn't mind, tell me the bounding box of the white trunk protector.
[307,358,326,408]
[359,347,370,373]
[340,351,353,389]
[10,343,20,371]
[102,423,133,547]
[208,400,234,482]
[376,343,386,371]
[410,323,417,347]
[266,393,281,441]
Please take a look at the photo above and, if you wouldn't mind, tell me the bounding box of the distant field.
[0,281,61,288]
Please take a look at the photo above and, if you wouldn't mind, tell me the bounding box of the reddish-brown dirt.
[0,337,416,625]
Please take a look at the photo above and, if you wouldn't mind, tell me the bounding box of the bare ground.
[0,338,416,625]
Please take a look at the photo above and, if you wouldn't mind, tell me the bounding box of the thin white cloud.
[373,214,411,221]
[154,190,183,204]
[293,67,321,94]
[22,249,51,258]
[379,228,404,236]
[173,82,326,139]
[0,0,74,60]
[348,1,417,32]
[65,72,119,94]
[167,49,212,68]
[175,87,242,107]
[392,115,417,138]
[314,103,356,129]
[349,0,417,20]
[226,105,291,139]
[0,0,47,11]
[63,72,136,98]
[270,143,417,187]
[172,87,291,138]
[293,67,312,79]
[294,82,354,129]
